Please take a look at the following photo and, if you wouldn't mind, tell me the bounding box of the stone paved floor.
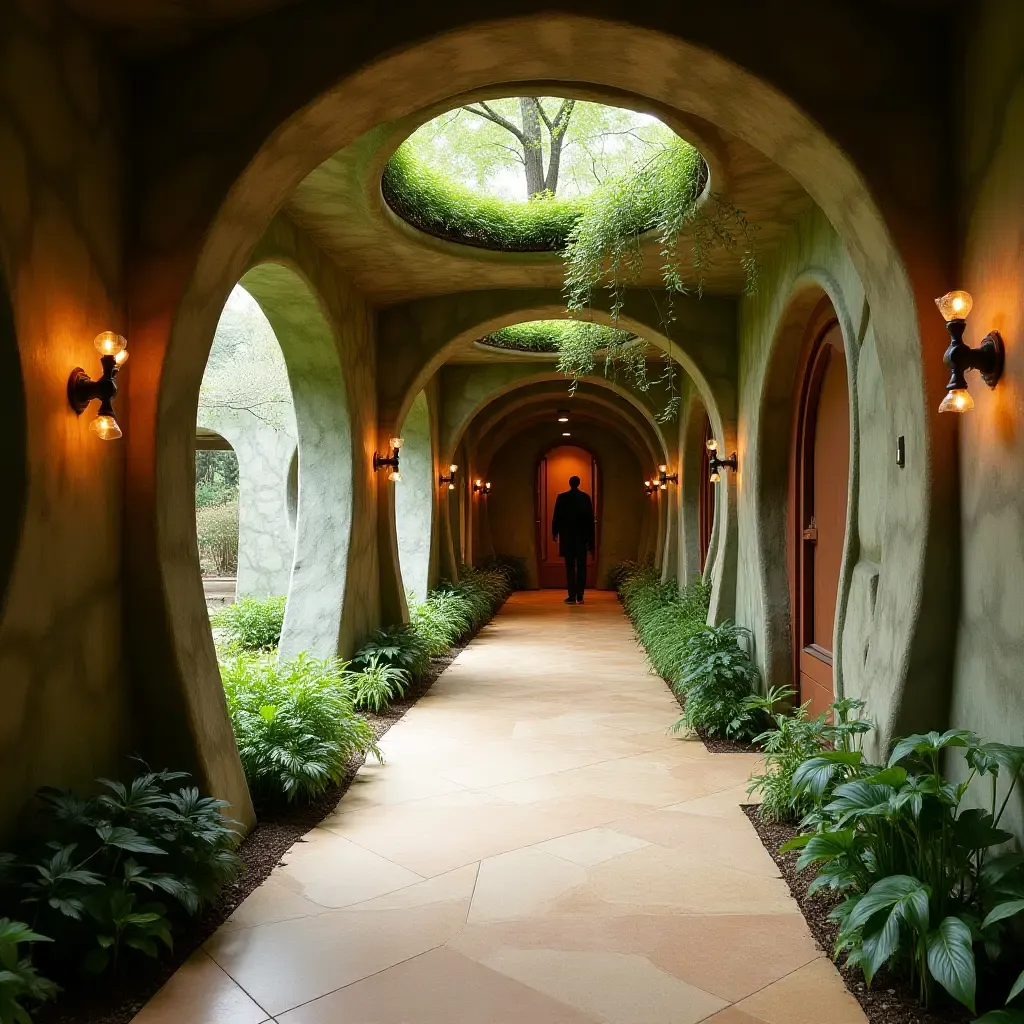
[134,590,866,1024]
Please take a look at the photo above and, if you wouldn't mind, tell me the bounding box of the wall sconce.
[439,463,458,490]
[473,479,492,496]
[657,463,678,489]
[373,436,403,482]
[935,290,1004,413]
[706,438,737,483]
[67,331,129,440]
[644,479,658,496]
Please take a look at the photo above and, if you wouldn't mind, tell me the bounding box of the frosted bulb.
[935,290,973,323]
[449,464,458,473]
[113,349,129,367]
[90,414,122,440]
[705,437,718,453]
[448,482,455,491]
[389,469,402,482]
[389,437,403,451]
[938,388,975,414]
[710,469,721,483]
[93,331,127,356]
[658,464,667,473]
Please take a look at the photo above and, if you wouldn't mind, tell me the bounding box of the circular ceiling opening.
[382,98,705,252]
[477,319,638,354]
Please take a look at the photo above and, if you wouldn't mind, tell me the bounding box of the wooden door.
[536,446,598,589]
[794,323,849,719]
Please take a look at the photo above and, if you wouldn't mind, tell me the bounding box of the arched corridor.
[137,591,864,1024]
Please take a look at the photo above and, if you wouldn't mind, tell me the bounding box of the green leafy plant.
[352,624,431,680]
[212,595,286,652]
[784,730,1024,1013]
[747,694,872,823]
[0,919,57,1023]
[348,655,408,714]
[669,620,761,740]
[221,653,380,802]
[196,500,239,576]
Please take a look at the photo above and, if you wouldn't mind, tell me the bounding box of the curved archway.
[128,13,941,804]
[0,275,25,622]
[395,389,435,603]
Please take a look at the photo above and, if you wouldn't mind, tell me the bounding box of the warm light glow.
[485,482,492,491]
[449,463,458,473]
[644,480,651,487]
[475,479,482,487]
[562,431,571,437]
[90,414,122,440]
[935,290,974,323]
[114,349,129,367]
[558,416,569,423]
[448,482,455,490]
[705,437,718,453]
[938,388,975,414]
[389,436,403,451]
[93,331,127,357]
[658,464,667,473]
[659,482,667,491]
[710,469,721,483]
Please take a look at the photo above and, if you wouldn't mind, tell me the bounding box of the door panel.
[536,446,598,589]
[794,323,849,720]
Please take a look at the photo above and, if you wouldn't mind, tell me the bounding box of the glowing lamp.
[67,331,129,441]
[934,290,1004,413]
[373,437,403,477]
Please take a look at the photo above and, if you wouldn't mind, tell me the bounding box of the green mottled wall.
[949,0,1024,828]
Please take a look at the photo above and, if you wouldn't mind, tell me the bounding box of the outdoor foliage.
[669,620,762,740]
[196,500,239,576]
[349,655,407,714]
[351,624,431,680]
[0,919,57,1023]
[195,450,239,509]
[778,728,1024,1016]
[212,595,286,652]
[480,320,635,356]
[615,562,710,686]
[221,654,381,803]
[0,769,241,985]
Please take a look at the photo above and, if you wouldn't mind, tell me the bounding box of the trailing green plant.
[352,624,431,680]
[783,729,1024,1014]
[221,653,380,802]
[669,620,762,740]
[614,562,710,686]
[0,919,57,1023]
[746,693,871,823]
[1,769,242,980]
[348,655,408,714]
[212,595,286,652]
[382,145,582,251]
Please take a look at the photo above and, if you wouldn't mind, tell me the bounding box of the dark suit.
[551,488,595,601]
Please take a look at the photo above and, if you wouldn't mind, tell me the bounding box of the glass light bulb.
[705,437,718,453]
[113,349,129,367]
[935,290,973,322]
[449,463,458,473]
[388,469,402,482]
[938,388,975,414]
[389,436,403,451]
[90,414,122,440]
[659,482,667,490]
[93,331,127,356]
[658,464,667,473]
[485,482,491,491]
[710,469,721,483]
[448,482,455,491]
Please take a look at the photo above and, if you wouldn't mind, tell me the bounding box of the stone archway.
[394,389,435,603]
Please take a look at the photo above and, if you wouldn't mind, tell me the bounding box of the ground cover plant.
[479,320,636,355]
[212,595,285,652]
[775,727,1024,1019]
[0,767,243,1018]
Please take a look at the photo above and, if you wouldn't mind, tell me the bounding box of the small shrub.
[212,595,286,652]
[0,919,58,1022]
[221,653,380,803]
[2,769,241,980]
[669,620,761,740]
[196,500,238,576]
[348,655,408,714]
[352,624,431,679]
[410,590,472,656]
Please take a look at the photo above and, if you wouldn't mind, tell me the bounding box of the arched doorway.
[536,446,599,590]
[791,308,850,719]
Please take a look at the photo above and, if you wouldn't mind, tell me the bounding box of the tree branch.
[462,102,525,143]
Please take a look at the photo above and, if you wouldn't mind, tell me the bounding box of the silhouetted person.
[551,475,595,604]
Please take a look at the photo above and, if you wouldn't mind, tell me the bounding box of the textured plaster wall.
[395,389,433,603]
[949,0,1024,828]
[0,0,127,838]
[487,423,646,588]
[198,285,297,599]
[735,204,936,757]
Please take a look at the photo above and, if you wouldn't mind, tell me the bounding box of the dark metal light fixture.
[373,436,403,481]
[657,463,678,490]
[439,463,458,490]
[706,437,737,483]
[67,331,129,440]
[473,479,492,496]
[935,290,1004,413]
[644,479,658,496]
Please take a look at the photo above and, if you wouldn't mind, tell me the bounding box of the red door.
[794,322,849,719]
[537,446,598,589]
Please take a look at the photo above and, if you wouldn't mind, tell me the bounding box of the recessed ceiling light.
[562,431,571,437]
[557,408,570,422]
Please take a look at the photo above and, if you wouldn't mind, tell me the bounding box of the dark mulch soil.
[742,805,977,1024]
[36,639,472,1024]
